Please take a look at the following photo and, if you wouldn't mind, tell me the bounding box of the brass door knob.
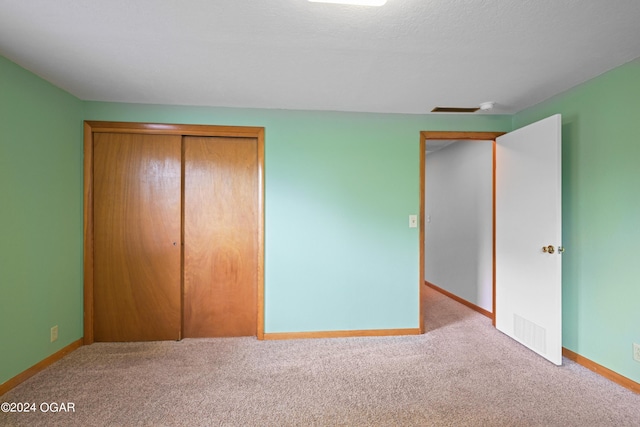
[542,245,555,254]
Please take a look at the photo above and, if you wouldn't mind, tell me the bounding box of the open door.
[495,114,563,365]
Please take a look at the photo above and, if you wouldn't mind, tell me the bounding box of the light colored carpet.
[2,287,639,426]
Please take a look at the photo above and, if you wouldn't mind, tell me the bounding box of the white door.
[495,114,563,365]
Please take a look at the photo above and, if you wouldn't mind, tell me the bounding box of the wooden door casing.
[419,131,505,333]
[93,133,182,341]
[183,136,258,337]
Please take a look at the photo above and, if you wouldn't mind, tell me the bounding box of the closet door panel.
[184,137,258,337]
[93,133,182,341]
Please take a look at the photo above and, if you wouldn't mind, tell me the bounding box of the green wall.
[0,56,84,384]
[514,58,640,384]
[83,103,511,333]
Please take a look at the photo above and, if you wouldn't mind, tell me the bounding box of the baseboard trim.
[562,347,639,394]
[425,280,493,320]
[263,328,421,340]
[0,339,83,396]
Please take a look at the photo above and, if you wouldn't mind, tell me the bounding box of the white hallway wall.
[425,141,493,311]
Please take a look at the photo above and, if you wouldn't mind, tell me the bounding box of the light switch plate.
[409,215,418,228]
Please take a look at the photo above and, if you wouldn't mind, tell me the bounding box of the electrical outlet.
[633,343,640,362]
[50,325,58,343]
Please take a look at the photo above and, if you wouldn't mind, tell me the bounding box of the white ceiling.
[426,139,491,154]
[425,140,456,154]
[1,0,640,115]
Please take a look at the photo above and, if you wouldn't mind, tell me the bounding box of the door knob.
[542,245,555,254]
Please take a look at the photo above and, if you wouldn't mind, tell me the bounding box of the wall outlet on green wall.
[50,325,58,343]
[633,343,640,362]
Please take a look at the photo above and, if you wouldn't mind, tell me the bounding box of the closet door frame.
[83,121,265,344]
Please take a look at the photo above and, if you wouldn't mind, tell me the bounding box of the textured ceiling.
[1,0,640,114]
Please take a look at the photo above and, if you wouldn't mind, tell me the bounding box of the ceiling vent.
[431,106,480,113]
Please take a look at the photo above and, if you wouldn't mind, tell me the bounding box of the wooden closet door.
[183,137,258,337]
[93,133,182,341]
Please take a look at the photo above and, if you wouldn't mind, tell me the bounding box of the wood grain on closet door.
[183,136,258,337]
[93,133,182,341]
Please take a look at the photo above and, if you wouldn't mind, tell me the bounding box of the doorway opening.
[424,139,493,316]
[419,131,505,332]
